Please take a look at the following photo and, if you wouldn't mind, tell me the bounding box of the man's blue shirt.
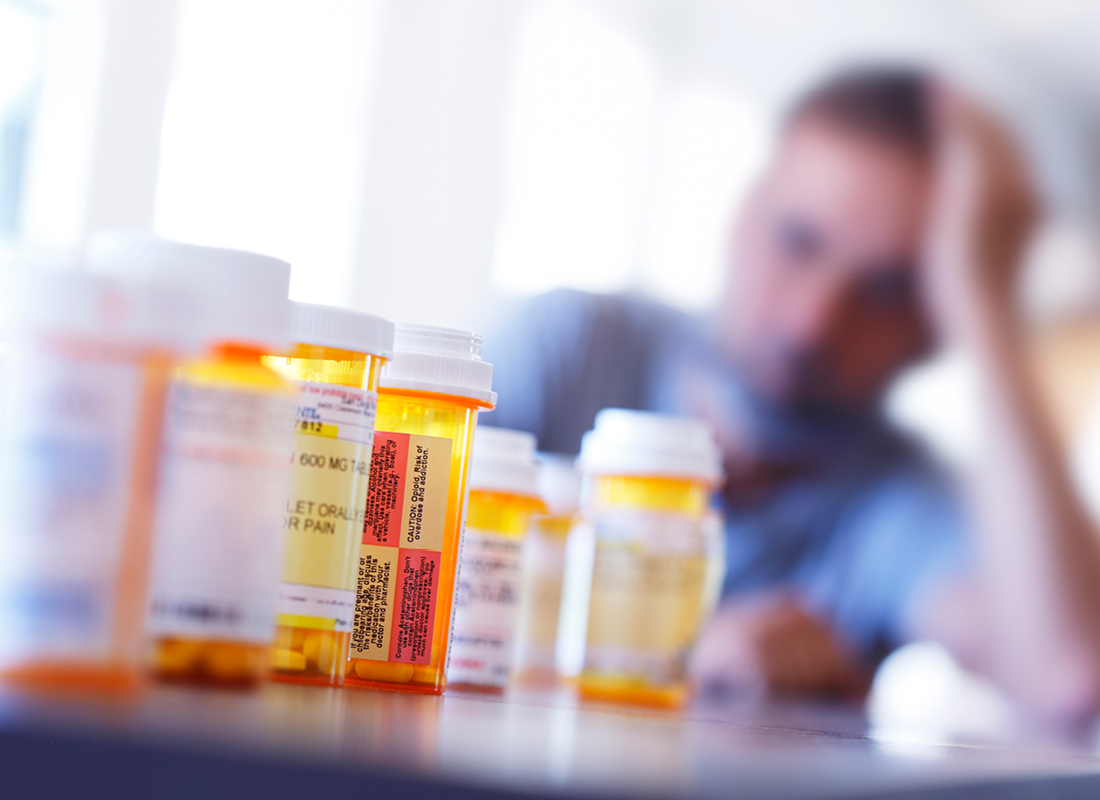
[481,289,969,660]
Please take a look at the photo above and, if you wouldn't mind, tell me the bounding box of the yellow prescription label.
[276,613,335,630]
[515,521,568,672]
[580,512,712,685]
[351,431,452,664]
[351,545,398,654]
[278,381,378,631]
[586,546,708,651]
[283,436,370,588]
[295,420,338,438]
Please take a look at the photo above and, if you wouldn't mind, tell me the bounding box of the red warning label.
[351,432,452,662]
[390,549,441,664]
[363,432,410,547]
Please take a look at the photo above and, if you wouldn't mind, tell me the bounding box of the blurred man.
[483,68,1100,719]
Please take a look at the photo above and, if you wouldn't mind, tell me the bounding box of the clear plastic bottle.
[0,270,190,694]
[346,324,495,695]
[448,427,544,693]
[561,409,725,708]
[89,234,295,688]
[513,454,581,686]
[262,302,394,687]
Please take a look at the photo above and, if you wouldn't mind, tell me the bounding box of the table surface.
[4,678,1100,800]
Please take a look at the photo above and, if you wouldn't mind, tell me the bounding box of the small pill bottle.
[0,270,189,694]
[448,427,544,693]
[513,454,581,686]
[561,409,725,708]
[89,234,295,688]
[262,302,394,687]
[346,324,495,694]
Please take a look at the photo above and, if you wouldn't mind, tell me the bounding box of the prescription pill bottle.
[89,234,295,688]
[262,302,394,687]
[346,324,495,695]
[0,270,189,694]
[513,454,581,686]
[562,409,725,708]
[448,427,544,693]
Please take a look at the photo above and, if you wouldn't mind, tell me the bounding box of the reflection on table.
[3,644,1100,800]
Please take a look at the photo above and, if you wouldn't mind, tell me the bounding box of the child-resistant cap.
[380,323,496,407]
[1,268,197,350]
[577,408,723,485]
[290,302,395,360]
[536,453,582,517]
[469,427,540,498]
[86,230,291,353]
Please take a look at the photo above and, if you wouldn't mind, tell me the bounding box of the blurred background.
[5,0,1100,472]
[6,0,1100,734]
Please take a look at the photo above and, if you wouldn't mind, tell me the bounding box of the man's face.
[723,119,933,416]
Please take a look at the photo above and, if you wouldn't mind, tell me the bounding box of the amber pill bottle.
[263,302,393,687]
[0,270,187,695]
[90,235,295,689]
[562,409,726,708]
[448,427,545,693]
[346,324,495,695]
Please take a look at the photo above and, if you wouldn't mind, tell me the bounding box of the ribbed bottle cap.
[536,453,582,516]
[468,426,539,497]
[379,323,496,407]
[290,302,394,360]
[0,268,197,350]
[86,230,291,352]
[577,408,723,485]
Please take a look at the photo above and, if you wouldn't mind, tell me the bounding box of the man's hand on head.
[689,594,870,700]
[913,84,1100,721]
[923,84,1039,344]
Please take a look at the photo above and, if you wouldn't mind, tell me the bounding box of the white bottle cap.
[86,230,291,353]
[0,268,196,350]
[536,453,582,516]
[380,323,496,407]
[577,408,723,485]
[290,302,395,360]
[468,426,540,498]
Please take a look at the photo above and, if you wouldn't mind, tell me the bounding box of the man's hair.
[786,66,933,157]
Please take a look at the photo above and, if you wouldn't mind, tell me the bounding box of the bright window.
[154,0,379,305]
[492,1,656,295]
[0,1,47,240]
[642,85,769,310]
[492,2,770,312]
